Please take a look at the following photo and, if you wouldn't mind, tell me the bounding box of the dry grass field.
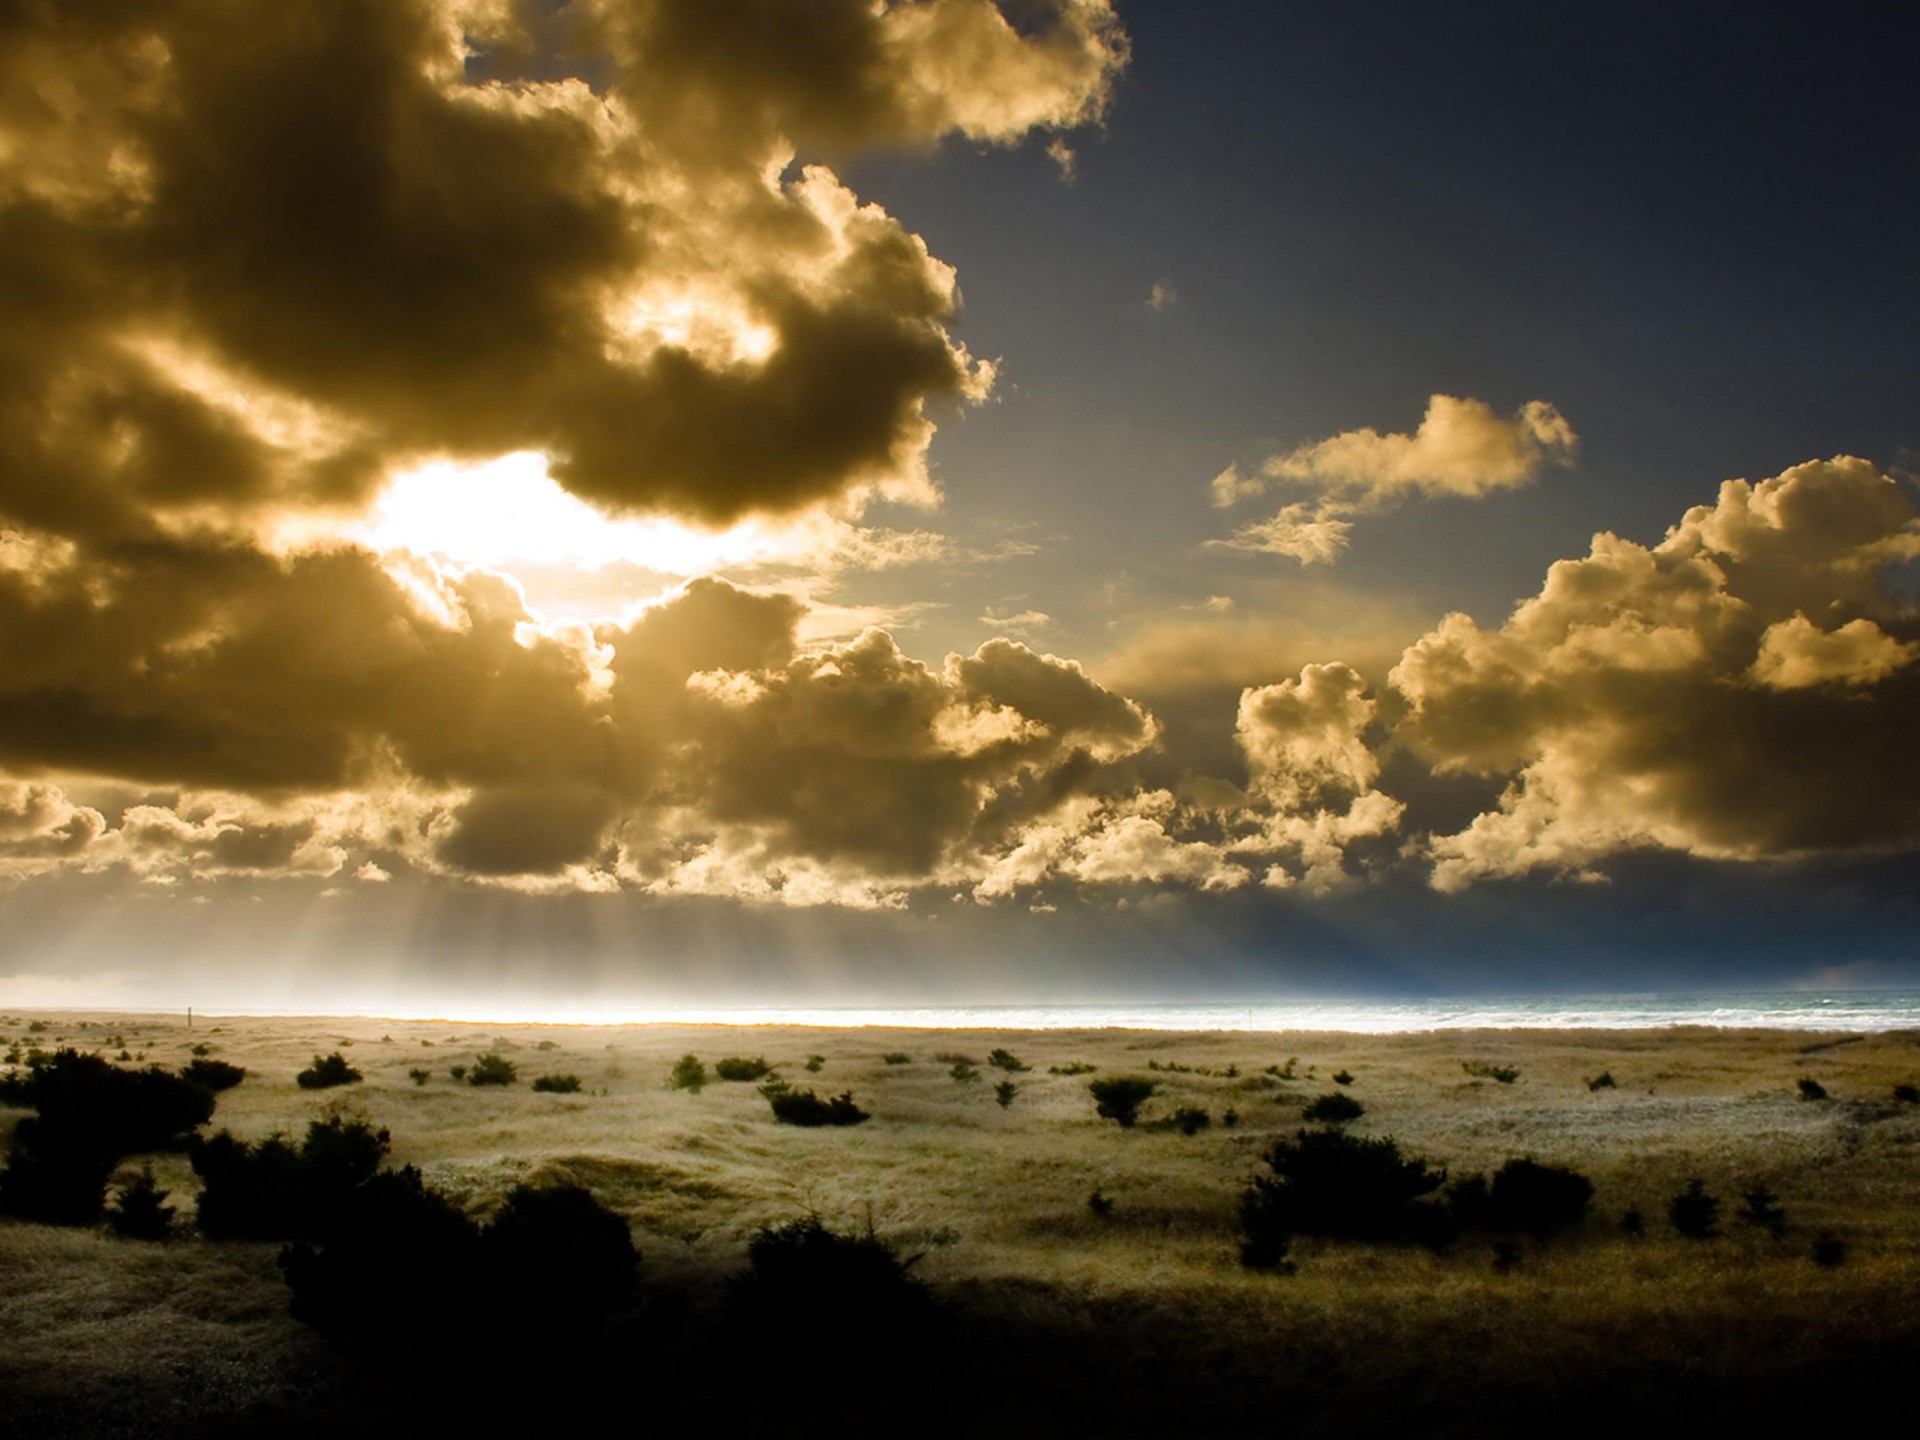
[3,1011,1919,1437]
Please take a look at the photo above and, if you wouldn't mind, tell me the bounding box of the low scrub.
[106,1168,174,1241]
[468,1053,518,1086]
[1048,1061,1096,1075]
[1462,1061,1520,1084]
[1796,1077,1828,1101]
[1669,1178,1720,1239]
[192,1115,391,1241]
[669,1054,707,1091]
[1587,1072,1617,1091]
[767,1088,870,1127]
[295,1053,362,1090]
[1241,1128,1448,1263]
[881,1053,912,1065]
[1173,1106,1210,1136]
[714,1056,771,1082]
[1302,1091,1365,1124]
[530,1073,582,1093]
[994,1080,1019,1109]
[988,1048,1031,1073]
[727,1217,935,1364]
[180,1058,246,1092]
[1449,1158,1594,1239]
[1089,1077,1156,1128]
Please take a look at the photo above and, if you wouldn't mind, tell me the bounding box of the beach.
[3,1011,1919,1436]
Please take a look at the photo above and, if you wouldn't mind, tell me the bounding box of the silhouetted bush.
[727,1217,935,1358]
[950,1061,980,1083]
[1587,1072,1617,1091]
[1332,1069,1354,1086]
[1892,1082,1919,1104]
[296,1053,362,1090]
[1619,1206,1646,1236]
[192,1116,390,1240]
[1090,1077,1155,1128]
[714,1056,771,1081]
[408,1068,430,1086]
[1796,1077,1827,1101]
[1223,1108,1240,1128]
[1048,1061,1096,1075]
[804,1055,825,1073]
[1811,1231,1846,1268]
[988,1049,1031,1073]
[181,1058,246,1092]
[767,1088,870,1127]
[933,1052,977,1066]
[1173,1106,1211,1135]
[994,1080,1019,1109]
[468,1053,517,1086]
[882,1053,912,1065]
[1241,1128,1448,1258]
[482,1183,637,1336]
[1302,1091,1365,1124]
[1463,1061,1520,1084]
[1447,1159,1593,1238]
[1491,1240,1523,1274]
[1739,1184,1787,1237]
[1087,1189,1114,1218]
[531,1073,582,1093]
[107,1168,174,1240]
[448,1064,467,1081]
[1669,1179,1720,1239]
[0,1121,115,1224]
[669,1054,706,1091]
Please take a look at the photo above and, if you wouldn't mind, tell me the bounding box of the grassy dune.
[2,1012,1918,1436]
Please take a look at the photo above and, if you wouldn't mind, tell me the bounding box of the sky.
[1,1,1917,1012]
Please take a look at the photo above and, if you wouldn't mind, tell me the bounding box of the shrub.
[950,1061,980,1083]
[1089,1078,1156,1128]
[933,1052,977,1066]
[1619,1206,1646,1236]
[1739,1184,1787,1237]
[1669,1178,1720,1239]
[1491,1240,1524,1274]
[296,1053,362,1090]
[1087,1189,1113,1218]
[994,1080,1018,1109]
[669,1054,707,1092]
[987,1049,1031,1073]
[1587,1072,1616,1091]
[531,1073,581,1094]
[1173,1106,1211,1136]
[181,1058,246,1092]
[189,1043,212,1058]
[1332,1070,1354,1086]
[468,1053,517,1086]
[1811,1231,1846,1268]
[882,1053,912,1065]
[1222,1107,1240,1128]
[1302,1091,1365,1124]
[804,1055,825,1073]
[1266,1059,1299,1081]
[448,1064,467,1081]
[1448,1160,1592,1238]
[767,1088,870,1127]
[1892,1082,1918,1104]
[1462,1061,1519,1084]
[408,1068,430,1086]
[1241,1128,1448,1255]
[1048,1061,1096,1075]
[1796,1077,1828,1101]
[107,1168,174,1240]
[714,1056,771,1082]
[482,1183,637,1334]
[727,1217,934,1358]
[192,1116,390,1241]
[0,1122,116,1224]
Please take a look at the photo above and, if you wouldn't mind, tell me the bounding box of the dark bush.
[1893,1082,1919,1104]
[1739,1184,1787,1237]
[767,1088,870,1127]
[1087,1189,1114,1218]
[1468,1158,1594,1238]
[1811,1231,1846,1268]
[727,1217,934,1354]
[1491,1240,1523,1274]
[20,1049,215,1154]
[468,1053,517,1086]
[530,1073,582,1093]
[483,1183,637,1332]
[994,1080,1019,1109]
[1587,1072,1617,1091]
[1048,1061,1096,1076]
[669,1054,706,1091]
[1796,1077,1828,1101]
[192,1116,390,1240]
[1619,1206,1646,1236]
[181,1058,246,1092]
[882,1053,912,1065]
[950,1061,980,1083]
[1669,1178,1720,1239]
[1332,1070,1354,1086]
[1222,1108,1240,1128]
[1463,1061,1520,1084]
[296,1053,362,1090]
[1089,1077,1155,1128]
[1241,1128,1448,1255]
[988,1049,1031,1073]
[408,1068,430,1086]
[1173,1106,1211,1136]
[107,1168,174,1240]
[804,1055,825,1073]
[714,1056,771,1082]
[1302,1091,1365,1124]
[0,1120,115,1224]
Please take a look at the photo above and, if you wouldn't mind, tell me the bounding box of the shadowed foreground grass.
[2,1012,1918,1436]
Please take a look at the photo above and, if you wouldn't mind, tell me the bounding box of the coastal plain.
[3,1013,1918,1437]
